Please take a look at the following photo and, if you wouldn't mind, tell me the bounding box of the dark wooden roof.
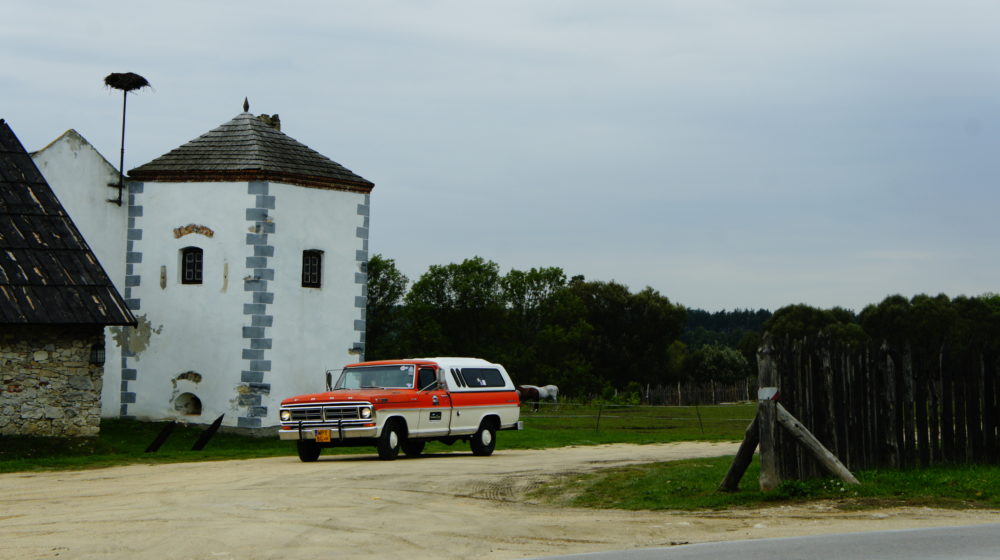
[0,119,136,326]
[128,112,374,193]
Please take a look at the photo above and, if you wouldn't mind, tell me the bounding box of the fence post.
[758,333,781,492]
[595,402,604,431]
[718,414,760,492]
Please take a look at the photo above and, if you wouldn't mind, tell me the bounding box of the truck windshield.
[334,365,415,389]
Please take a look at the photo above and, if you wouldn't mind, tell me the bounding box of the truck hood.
[281,389,414,406]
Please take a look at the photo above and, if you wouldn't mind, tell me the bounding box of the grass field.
[498,401,755,448]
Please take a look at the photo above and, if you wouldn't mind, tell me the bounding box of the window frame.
[181,247,203,285]
[301,249,323,288]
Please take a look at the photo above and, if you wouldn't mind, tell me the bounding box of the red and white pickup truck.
[278,357,522,461]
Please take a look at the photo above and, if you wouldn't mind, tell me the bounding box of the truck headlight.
[360,406,372,419]
[280,410,292,422]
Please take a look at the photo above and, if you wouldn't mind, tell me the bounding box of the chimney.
[258,114,281,131]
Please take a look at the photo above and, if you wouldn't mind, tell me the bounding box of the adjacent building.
[1,119,136,436]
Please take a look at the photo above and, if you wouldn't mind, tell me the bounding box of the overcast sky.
[3,1,998,312]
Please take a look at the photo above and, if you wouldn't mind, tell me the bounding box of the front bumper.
[278,423,378,441]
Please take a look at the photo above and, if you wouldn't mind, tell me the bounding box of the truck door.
[415,366,452,437]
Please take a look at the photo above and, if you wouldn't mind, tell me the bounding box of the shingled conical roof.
[0,119,135,325]
[128,110,374,192]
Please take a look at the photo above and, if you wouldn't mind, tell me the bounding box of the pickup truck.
[278,357,522,461]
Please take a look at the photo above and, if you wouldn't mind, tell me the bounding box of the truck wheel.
[297,440,321,462]
[402,440,426,457]
[377,421,403,460]
[470,422,497,456]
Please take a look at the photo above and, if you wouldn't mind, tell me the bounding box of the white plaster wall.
[128,181,249,424]
[265,182,367,419]
[127,179,366,428]
[31,131,130,418]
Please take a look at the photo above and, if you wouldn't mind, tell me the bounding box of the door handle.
[432,395,439,406]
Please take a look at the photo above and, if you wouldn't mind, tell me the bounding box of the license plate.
[315,429,331,442]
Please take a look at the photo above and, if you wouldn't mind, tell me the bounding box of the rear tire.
[402,440,426,457]
[377,421,403,460]
[470,422,497,456]
[297,440,321,462]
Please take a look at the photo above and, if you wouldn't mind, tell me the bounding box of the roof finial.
[243,97,250,112]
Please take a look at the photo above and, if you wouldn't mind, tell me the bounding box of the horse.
[538,385,559,403]
[516,385,540,412]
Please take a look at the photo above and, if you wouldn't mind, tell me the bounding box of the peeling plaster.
[109,314,162,358]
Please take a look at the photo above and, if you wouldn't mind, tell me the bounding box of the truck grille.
[284,403,368,423]
[323,407,359,420]
[288,408,323,421]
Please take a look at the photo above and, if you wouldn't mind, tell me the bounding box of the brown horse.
[516,385,540,412]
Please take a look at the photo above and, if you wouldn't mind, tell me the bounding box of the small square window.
[302,250,322,288]
[181,247,203,285]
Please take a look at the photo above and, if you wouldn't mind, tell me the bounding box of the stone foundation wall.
[0,325,105,437]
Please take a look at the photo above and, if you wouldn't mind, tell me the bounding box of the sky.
[3,1,998,312]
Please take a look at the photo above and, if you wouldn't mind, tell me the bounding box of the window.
[418,368,438,391]
[302,250,323,288]
[181,247,203,284]
[455,368,506,388]
[335,365,414,389]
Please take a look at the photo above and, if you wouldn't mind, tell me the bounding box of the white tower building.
[34,104,374,430]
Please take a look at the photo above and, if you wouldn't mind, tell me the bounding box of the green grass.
[528,455,1000,511]
[0,403,754,472]
[492,402,754,449]
[2,419,311,473]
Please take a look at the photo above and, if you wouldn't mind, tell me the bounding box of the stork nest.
[104,72,150,92]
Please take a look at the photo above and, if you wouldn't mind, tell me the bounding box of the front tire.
[297,440,321,462]
[377,421,403,460]
[470,422,497,456]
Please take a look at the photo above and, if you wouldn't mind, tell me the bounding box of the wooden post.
[900,345,916,468]
[718,414,760,492]
[758,333,780,492]
[879,342,899,467]
[776,403,860,485]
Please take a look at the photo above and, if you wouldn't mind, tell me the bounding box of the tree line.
[366,254,1000,400]
[365,255,768,398]
[763,293,1000,353]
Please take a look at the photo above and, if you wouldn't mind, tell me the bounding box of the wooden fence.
[646,379,756,406]
[764,333,1000,481]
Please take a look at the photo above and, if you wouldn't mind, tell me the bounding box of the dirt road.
[3,442,999,560]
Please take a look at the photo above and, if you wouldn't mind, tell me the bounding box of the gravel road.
[3,441,998,560]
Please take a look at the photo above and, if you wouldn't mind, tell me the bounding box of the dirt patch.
[2,442,998,559]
